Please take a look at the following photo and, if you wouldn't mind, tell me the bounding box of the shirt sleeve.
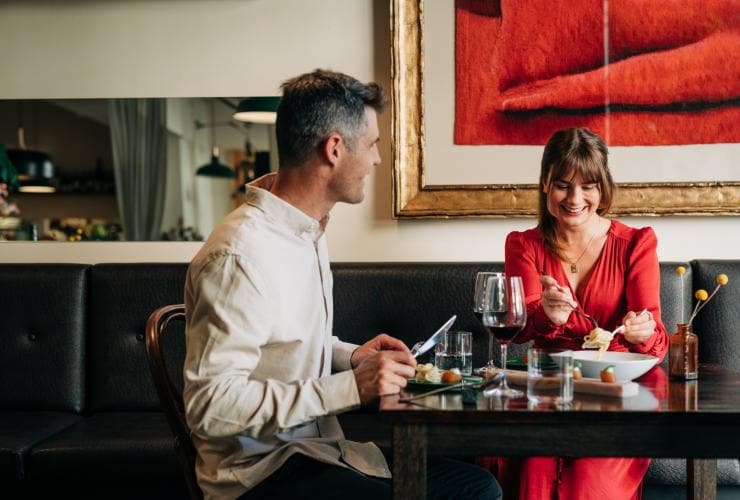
[331,338,358,372]
[621,227,669,361]
[504,231,563,343]
[183,253,361,440]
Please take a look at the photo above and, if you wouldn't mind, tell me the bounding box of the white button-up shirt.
[184,182,390,499]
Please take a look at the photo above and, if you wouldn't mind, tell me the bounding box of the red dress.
[479,220,668,500]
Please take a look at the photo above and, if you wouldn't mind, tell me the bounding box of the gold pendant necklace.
[567,229,598,274]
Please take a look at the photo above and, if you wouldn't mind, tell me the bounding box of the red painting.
[455,0,740,146]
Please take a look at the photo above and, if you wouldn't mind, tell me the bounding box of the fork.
[562,301,600,329]
[540,272,600,329]
[606,308,649,340]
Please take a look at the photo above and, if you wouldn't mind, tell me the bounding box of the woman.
[480,127,668,500]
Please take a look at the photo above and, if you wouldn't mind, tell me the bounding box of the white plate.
[569,350,659,382]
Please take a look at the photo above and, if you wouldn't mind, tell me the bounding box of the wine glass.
[473,271,500,372]
[481,273,526,398]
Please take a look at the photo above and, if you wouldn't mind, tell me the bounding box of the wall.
[0,0,738,263]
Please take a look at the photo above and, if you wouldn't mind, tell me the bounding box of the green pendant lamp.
[233,97,280,124]
[196,147,236,178]
[6,126,56,193]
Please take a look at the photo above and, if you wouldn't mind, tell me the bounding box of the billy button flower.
[687,273,729,328]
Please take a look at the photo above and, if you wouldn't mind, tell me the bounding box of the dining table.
[379,363,740,500]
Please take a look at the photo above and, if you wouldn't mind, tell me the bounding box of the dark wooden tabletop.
[380,364,740,499]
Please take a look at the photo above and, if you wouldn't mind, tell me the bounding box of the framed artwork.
[391,0,740,218]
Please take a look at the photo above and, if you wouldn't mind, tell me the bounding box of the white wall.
[0,0,738,263]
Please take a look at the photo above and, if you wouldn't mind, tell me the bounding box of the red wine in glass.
[473,271,504,372]
[481,274,527,398]
[486,324,522,343]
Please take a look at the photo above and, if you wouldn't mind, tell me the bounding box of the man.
[184,69,501,500]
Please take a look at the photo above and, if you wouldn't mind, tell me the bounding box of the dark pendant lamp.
[196,147,236,178]
[232,97,280,124]
[7,126,56,194]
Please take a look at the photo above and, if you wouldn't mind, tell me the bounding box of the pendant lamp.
[233,97,280,124]
[196,147,236,178]
[7,126,56,193]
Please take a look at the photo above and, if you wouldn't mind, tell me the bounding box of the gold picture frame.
[390,0,740,218]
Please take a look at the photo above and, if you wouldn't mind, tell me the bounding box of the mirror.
[0,98,277,241]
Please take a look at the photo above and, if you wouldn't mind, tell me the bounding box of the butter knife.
[409,315,457,359]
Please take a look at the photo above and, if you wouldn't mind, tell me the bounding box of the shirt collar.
[244,184,327,241]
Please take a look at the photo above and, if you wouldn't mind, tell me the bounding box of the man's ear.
[321,133,343,167]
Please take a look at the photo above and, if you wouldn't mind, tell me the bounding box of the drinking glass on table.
[473,271,500,373]
[435,331,473,375]
[481,273,526,398]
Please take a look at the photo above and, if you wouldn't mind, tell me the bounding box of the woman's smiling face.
[544,169,602,229]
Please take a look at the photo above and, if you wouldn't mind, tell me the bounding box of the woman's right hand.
[539,274,575,326]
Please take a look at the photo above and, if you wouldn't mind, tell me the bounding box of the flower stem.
[687,284,721,327]
[687,299,703,328]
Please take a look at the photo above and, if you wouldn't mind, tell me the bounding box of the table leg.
[392,423,426,500]
[687,458,717,500]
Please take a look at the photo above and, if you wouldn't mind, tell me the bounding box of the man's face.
[329,107,381,204]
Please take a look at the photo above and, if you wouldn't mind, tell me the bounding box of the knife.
[409,314,457,359]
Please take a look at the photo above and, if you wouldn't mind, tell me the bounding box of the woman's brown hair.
[537,127,615,256]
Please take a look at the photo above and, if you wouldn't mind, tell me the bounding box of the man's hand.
[540,274,575,326]
[350,333,412,368]
[353,350,416,405]
[621,310,656,345]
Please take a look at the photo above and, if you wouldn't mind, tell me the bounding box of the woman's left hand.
[621,310,656,345]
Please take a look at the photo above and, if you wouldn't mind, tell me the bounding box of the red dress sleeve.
[619,227,669,361]
[504,230,563,343]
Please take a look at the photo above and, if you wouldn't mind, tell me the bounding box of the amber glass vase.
[668,323,698,380]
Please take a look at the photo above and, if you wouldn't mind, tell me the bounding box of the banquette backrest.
[87,264,189,412]
[0,264,88,412]
[691,260,740,370]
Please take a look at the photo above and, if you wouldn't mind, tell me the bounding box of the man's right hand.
[353,350,416,405]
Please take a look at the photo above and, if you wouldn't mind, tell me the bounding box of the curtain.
[108,99,167,240]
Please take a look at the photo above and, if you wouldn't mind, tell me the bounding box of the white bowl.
[570,350,659,382]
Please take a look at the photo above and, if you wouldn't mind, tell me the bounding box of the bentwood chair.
[145,304,203,500]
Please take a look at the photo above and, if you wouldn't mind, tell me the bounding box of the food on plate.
[414,364,464,384]
[572,361,583,380]
[441,368,463,384]
[582,327,612,360]
[600,365,616,383]
[415,363,441,383]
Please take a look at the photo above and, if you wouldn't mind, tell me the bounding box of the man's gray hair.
[276,69,387,168]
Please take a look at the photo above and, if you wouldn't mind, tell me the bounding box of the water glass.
[435,331,473,375]
[527,348,574,406]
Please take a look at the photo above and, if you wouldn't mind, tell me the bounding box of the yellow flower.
[675,266,686,276]
[694,289,709,301]
[686,271,729,328]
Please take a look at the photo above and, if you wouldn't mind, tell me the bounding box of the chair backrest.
[145,304,202,500]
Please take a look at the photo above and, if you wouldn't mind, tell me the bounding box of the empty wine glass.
[481,273,526,398]
[474,271,500,372]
